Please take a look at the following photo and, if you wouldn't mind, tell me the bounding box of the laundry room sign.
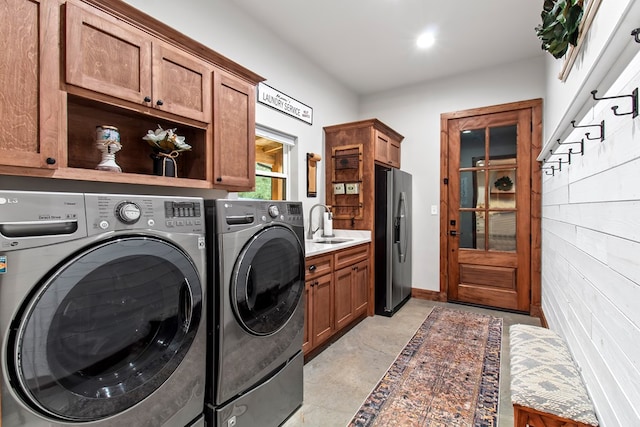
[257,83,313,125]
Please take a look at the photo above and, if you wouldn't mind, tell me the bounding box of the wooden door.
[212,68,255,190]
[65,1,152,105]
[445,108,532,311]
[0,0,60,169]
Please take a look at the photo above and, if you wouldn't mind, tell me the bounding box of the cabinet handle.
[156,99,164,106]
[143,96,151,103]
[314,280,319,287]
[308,265,316,272]
[216,177,222,182]
[46,157,56,165]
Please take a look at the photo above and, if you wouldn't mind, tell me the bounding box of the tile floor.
[282,298,541,427]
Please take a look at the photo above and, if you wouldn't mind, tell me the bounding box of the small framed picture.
[333,183,346,194]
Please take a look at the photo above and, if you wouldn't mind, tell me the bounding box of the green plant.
[535,0,584,59]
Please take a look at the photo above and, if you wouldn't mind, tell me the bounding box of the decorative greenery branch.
[535,0,584,59]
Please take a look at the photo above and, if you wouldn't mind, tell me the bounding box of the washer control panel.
[85,193,205,234]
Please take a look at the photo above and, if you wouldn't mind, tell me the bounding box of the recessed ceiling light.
[416,32,435,49]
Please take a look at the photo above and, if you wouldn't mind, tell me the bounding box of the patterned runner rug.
[349,306,503,427]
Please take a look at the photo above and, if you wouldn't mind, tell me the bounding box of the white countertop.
[305,229,371,257]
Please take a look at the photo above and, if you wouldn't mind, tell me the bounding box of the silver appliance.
[374,167,413,316]
[0,191,207,427]
[204,199,304,427]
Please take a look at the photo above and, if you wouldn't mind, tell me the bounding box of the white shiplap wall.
[541,49,640,426]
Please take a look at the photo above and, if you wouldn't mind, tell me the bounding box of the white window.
[239,125,295,201]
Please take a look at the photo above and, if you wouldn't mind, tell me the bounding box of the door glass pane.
[489,168,516,208]
[459,211,483,250]
[460,129,485,168]
[488,125,517,162]
[488,211,516,252]
[460,171,476,208]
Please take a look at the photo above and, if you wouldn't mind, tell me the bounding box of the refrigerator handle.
[397,192,407,263]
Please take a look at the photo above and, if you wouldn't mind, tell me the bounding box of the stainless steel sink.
[312,238,353,244]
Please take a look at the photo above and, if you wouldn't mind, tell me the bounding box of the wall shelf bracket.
[591,88,638,118]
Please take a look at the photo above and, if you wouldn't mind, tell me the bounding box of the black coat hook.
[541,165,556,176]
[571,120,605,142]
[548,149,571,165]
[541,158,564,172]
[558,138,584,163]
[591,88,638,118]
[632,28,640,43]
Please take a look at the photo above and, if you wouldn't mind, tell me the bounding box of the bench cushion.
[509,324,599,426]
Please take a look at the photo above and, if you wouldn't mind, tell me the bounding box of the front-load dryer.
[0,191,207,427]
[204,199,304,427]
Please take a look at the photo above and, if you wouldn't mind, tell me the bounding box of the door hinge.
[443,178,449,185]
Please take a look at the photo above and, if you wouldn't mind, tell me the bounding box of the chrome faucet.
[307,203,330,240]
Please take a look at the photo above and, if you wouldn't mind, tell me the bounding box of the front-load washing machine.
[204,199,305,427]
[0,191,207,427]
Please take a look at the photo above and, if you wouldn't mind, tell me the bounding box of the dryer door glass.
[9,237,202,422]
[233,225,304,335]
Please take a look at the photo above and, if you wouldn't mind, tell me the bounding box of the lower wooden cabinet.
[304,243,370,356]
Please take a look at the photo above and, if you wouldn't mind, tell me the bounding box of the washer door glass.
[232,225,304,335]
[10,236,202,422]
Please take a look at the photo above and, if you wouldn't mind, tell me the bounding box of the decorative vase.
[95,125,122,172]
[152,153,177,177]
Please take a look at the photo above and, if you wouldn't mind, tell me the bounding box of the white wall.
[359,56,546,291]
[541,1,640,425]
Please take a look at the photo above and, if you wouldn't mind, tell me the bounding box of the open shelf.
[66,96,208,182]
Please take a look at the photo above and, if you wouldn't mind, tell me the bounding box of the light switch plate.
[333,183,345,194]
[345,183,360,194]
[431,205,438,215]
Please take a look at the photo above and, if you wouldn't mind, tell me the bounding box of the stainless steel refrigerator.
[374,166,412,316]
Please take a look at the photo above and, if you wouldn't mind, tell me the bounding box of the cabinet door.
[334,265,354,331]
[374,130,401,168]
[353,259,369,316]
[152,42,212,123]
[311,274,334,348]
[65,1,153,105]
[212,68,256,190]
[0,0,59,168]
[388,138,401,168]
[374,130,390,165]
[303,281,312,354]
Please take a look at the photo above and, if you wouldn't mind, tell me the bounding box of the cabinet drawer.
[305,254,333,280]
[334,243,369,270]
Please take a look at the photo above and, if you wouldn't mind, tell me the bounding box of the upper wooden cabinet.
[65,1,212,123]
[375,129,401,168]
[0,0,263,188]
[212,68,256,191]
[324,119,404,231]
[0,0,60,170]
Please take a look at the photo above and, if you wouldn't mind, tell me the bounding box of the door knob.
[449,230,459,236]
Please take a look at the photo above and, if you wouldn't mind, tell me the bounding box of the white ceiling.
[232,0,545,96]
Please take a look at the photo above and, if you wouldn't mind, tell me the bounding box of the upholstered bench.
[509,324,599,427]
